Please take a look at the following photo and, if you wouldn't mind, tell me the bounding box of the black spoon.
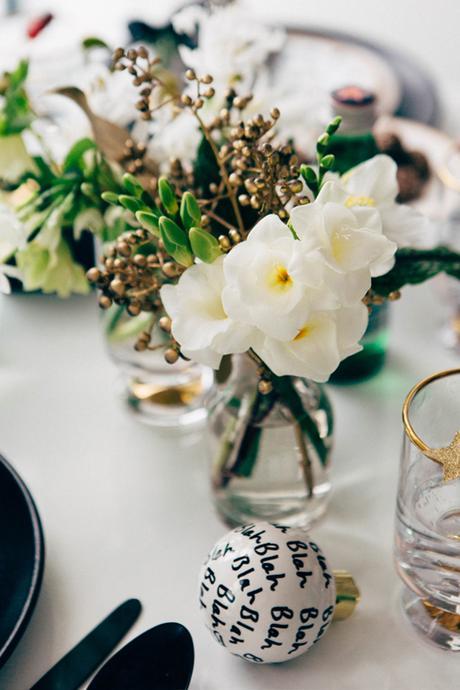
[87,622,194,690]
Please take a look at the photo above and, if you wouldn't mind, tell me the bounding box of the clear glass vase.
[330,303,390,383]
[102,304,214,428]
[395,368,460,651]
[207,354,334,527]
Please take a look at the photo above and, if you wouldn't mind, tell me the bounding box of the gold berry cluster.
[87,228,181,359]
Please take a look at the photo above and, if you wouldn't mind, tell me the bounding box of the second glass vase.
[102,305,214,428]
[207,355,334,528]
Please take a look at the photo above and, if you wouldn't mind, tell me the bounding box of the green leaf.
[122,172,145,198]
[136,210,160,236]
[0,60,33,135]
[372,247,460,296]
[193,135,220,198]
[101,191,120,206]
[159,216,193,267]
[9,60,29,88]
[180,191,201,229]
[63,138,96,173]
[158,176,178,215]
[118,195,144,213]
[82,36,111,51]
[189,226,221,263]
[274,376,328,466]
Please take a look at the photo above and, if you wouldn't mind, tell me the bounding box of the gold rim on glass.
[402,368,460,481]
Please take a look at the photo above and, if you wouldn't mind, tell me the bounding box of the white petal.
[342,155,398,204]
[182,346,222,369]
[325,267,371,305]
[336,304,369,358]
[255,313,340,381]
[247,213,293,243]
[316,179,348,205]
[380,203,437,248]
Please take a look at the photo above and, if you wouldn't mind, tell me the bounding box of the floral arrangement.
[88,46,460,387]
[0,60,132,296]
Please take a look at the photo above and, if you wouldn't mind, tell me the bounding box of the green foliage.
[81,36,111,51]
[372,247,460,296]
[180,191,201,229]
[158,176,179,215]
[193,135,220,198]
[301,117,342,198]
[63,138,97,173]
[122,172,145,198]
[159,216,193,267]
[0,60,33,136]
[136,210,160,236]
[189,226,222,263]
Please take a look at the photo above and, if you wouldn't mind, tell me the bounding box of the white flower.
[0,264,21,294]
[82,64,140,129]
[254,303,369,381]
[0,134,36,183]
[160,256,255,369]
[222,214,337,340]
[290,181,397,304]
[174,3,285,93]
[147,108,202,173]
[339,154,435,248]
[0,203,27,262]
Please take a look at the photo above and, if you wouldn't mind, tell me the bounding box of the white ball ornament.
[199,522,350,664]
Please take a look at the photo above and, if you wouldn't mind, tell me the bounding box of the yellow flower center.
[267,264,293,292]
[345,195,376,208]
[330,230,353,263]
[294,323,314,341]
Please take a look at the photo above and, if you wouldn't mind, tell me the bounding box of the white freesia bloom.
[290,180,397,304]
[160,256,255,368]
[339,155,435,248]
[254,304,368,382]
[222,214,336,340]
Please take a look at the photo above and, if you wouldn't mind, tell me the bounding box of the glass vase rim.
[402,367,460,455]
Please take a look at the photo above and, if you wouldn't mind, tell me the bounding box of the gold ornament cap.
[333,570,361,621]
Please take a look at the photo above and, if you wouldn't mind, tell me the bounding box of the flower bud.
[158,176,179,215]
[189,227,222,264]
[136,210,160,236]
[118,195,144,213]
[180,191,201,229]
[320,154,335,170]
[122,172,145,198]
[326,116,342,135]
[101,191,120,206]
[159,216,193,267]
[316,133,330,154]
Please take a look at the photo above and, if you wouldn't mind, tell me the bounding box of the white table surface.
[0,282,458,690]
[1,1,460,688]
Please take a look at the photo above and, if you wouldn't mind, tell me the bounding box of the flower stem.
[293,418,314,498]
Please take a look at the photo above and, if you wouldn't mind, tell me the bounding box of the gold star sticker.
[425,431,460,482]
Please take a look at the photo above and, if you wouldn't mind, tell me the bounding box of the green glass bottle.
[327,86,380,174]
[327,86,388,383]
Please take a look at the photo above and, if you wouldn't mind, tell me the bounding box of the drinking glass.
[394,368,460,651]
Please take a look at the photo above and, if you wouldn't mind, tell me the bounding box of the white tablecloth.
[0,282,458,690]
[1,1,460,687]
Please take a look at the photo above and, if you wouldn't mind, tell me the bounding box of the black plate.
[0,454,45,668]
